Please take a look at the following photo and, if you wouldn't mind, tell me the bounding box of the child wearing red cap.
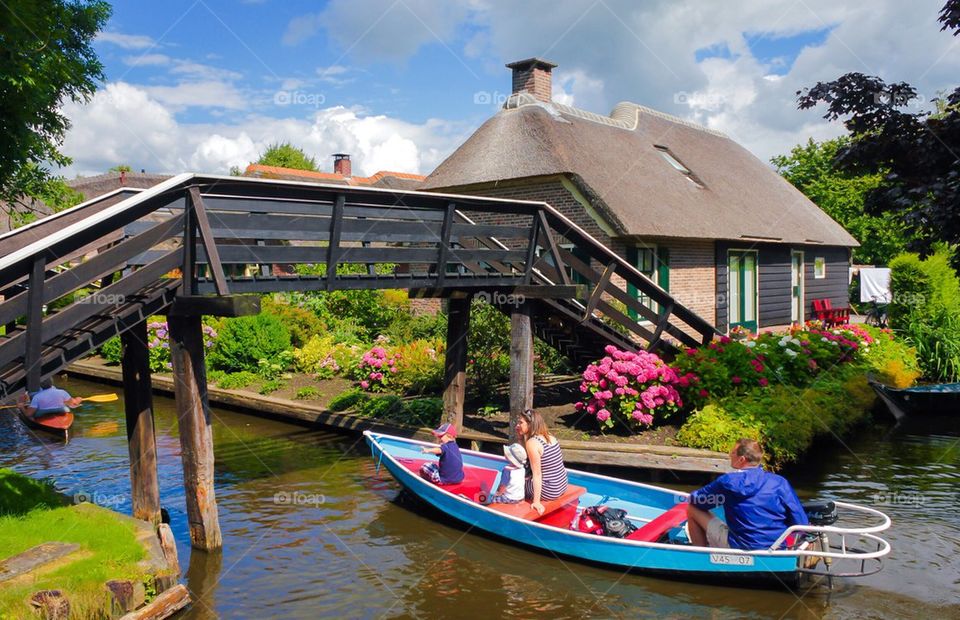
[419,422,464,485]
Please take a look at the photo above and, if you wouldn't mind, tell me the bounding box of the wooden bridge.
[0,173,717,549]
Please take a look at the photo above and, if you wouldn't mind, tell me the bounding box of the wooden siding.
[715,242,850,333]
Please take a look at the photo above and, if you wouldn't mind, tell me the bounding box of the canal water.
[1,377,958,619]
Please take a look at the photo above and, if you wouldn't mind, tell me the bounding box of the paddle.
[0,393,118,409]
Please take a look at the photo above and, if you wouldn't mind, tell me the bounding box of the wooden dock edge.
[66,359,730,474]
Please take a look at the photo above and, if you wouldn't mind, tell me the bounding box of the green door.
[728,250,758,332]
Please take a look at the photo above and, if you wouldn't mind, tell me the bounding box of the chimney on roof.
[506,57,557,103]
[333,153,351,177]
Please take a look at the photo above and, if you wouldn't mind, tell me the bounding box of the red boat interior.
[396,457,688,541]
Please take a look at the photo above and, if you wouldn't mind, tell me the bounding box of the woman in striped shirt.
[517,409,569,516]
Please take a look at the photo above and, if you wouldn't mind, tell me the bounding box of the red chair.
[811,299,850,327]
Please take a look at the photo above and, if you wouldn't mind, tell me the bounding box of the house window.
[626,245,669,320]
[814,257,826,279]
[654,145,703,188]
[535,244,590,286]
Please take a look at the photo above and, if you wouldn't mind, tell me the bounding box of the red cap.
[431,423,457,438]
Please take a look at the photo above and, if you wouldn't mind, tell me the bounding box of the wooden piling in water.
[442,296,471,431]
[509,302,534,441]
[168,314,222,550]
[121,319,161,525]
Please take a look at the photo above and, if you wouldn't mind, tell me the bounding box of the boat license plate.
[709,553,755,566]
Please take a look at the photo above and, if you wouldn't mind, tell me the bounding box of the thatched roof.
[422,94,858,247]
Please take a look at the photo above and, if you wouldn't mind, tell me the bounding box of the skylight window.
[653,145,703,187]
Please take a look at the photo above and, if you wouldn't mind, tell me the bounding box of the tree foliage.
[255,142,319,171]
[772,138,913,265]
[0,0,110,222]
[795,0,960,260]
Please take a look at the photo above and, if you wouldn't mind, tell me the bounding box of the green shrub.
[889,246,960,380]
[215,371,258,389]
[99,337,122,364]
[328,388,368,412]
[356,395,403,418]
[294,387,320,400]
[206,369,227,385]
[294,335,364,378]
[676,404,762,455]
[391,339,445,395]
[398,398,443,428]
[260,295,325,347]
[676,365,876,468]
[257,350,294,380]
[467,300,511,393]
[209,313,291,373]
[383,310,447,343]
[259,379,284,395]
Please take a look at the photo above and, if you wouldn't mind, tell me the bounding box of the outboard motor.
[803,500,838,526]
[802,500,838,586]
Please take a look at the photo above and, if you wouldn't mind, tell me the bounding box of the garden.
[90,272,928,470]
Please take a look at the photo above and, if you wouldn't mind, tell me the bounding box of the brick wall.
[659,238,716,325]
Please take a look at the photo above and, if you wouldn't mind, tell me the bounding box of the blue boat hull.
[366,432,802,586]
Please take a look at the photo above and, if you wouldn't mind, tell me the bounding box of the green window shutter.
[657,247,670,293]
[626,246,639,321]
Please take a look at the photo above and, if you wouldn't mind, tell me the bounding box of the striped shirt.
[531,435,568,501]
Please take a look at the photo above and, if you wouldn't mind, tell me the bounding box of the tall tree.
[772,138,913,265]
[796,1,959,259]
[255,143,319,171]
[0,0,110,224]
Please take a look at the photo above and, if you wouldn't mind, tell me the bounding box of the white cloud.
[97,31,156,49]
[122,54,171,67]
[143,81,247,110]
[60,83,470,178]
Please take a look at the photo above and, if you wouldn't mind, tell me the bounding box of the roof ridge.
[503,92,726,138]
[245,164,426,184]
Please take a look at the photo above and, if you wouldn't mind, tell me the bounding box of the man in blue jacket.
[686,438,808,550]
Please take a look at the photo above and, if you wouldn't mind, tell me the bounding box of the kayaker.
[17,378,82,419]
[418,423,464,485]
[516,409,568,516]
[686,438,809,550]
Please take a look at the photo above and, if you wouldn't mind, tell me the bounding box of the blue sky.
[60,0,958,178]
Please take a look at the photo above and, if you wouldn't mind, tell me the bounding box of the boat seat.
[396,457,499,501]
[488,485,587,521]
[626,502,688,542]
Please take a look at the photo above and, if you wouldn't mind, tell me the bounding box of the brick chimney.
[506,57,557,103]
[333,153,351,177]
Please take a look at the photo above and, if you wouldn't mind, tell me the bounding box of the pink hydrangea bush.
[575,345,682,430]
[355,341,400,391]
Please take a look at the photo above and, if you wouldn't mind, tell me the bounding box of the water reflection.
[1,378,958,618]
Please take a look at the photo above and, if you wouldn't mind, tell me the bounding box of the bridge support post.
[509,301,534,442]
[168,314,222,550]
[121,319,161,525]
[442,296,471,430]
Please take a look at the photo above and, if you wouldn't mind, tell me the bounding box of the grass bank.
[0,469,151,618]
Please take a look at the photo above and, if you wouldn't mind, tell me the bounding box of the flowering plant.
[146,320,217,373]
[355,337,401,391]
[575,346,682,429]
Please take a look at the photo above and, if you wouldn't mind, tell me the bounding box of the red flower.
[732,376,742,385]
[758,378,769,387]
[698,388,709,398]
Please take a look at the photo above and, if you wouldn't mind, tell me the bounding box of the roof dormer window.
[654,145,704,188]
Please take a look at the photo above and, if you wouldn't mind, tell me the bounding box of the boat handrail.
[769,500,892,551]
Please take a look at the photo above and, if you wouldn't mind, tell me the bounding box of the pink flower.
[698,389,709,398]
[758,378,769,387]
[732,376,742,385]
[360,381,369,389]
[596,409,611,422]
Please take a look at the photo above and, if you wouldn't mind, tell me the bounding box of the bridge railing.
[0,174,717,396]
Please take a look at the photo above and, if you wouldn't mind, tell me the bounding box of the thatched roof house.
[423,58,857,332]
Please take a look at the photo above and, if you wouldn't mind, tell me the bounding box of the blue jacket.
[689,466,808,550]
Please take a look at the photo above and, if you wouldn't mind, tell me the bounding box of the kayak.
[365,431,891,587]
[17,408,74,442]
